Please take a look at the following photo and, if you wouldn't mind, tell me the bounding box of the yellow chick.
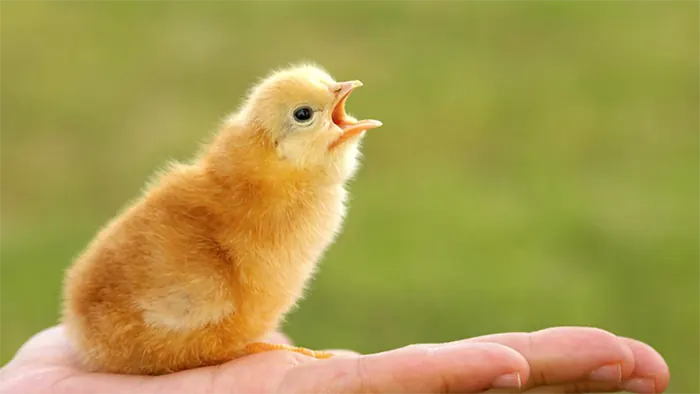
[61,64,382,375]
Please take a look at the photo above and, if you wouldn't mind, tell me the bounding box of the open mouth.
[328,81,382,151]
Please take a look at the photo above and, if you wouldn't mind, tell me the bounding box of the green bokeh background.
[1,1,698,391]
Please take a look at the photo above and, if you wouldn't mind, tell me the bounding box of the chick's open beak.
[328,80,382,151]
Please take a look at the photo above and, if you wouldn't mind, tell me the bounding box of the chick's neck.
[204,121,347,186]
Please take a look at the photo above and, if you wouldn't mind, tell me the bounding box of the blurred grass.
[1,1,698,391]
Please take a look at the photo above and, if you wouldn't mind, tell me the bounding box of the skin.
[34,67,670,390]
[0,325,669,394]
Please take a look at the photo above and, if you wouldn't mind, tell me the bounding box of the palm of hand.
[0,326,668,394]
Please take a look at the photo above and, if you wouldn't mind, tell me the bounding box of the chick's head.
[239,65,382,181]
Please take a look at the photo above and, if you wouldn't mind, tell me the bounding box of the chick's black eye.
[293,106,313,123]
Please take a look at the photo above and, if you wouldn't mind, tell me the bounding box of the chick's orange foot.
[243,342,334,359]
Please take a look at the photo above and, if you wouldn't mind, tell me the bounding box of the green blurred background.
[1,1,698,391]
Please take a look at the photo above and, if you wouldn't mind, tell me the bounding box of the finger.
[12,326,69,361]
[467,327,636,390]
[283,342,531,393]
[618,337,670,394]
[10,326,84,369]
[534,338,671,394]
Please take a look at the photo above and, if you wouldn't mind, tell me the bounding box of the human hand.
[0,325,668,393]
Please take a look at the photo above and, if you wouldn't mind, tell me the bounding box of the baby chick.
[61,64,382,375]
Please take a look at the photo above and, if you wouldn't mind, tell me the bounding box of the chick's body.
[62,65,381,375]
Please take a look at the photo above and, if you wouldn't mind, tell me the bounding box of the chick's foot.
[243,342,334,359]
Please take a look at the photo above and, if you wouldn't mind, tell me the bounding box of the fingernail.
[622,378,656,394]
[589,364,622,382]
[491,372,522,389]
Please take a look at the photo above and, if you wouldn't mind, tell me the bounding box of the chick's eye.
[293,106,314,123]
